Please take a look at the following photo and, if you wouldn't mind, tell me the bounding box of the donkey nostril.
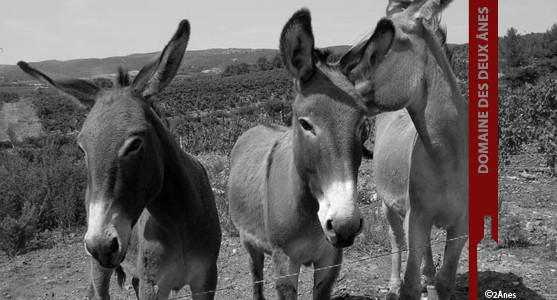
[325,219,334,232]
[359,218,364,232]
[108,237,119,254]
[85,242,95,257]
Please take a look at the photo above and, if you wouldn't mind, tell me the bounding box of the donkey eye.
[123,138,143,156]
[298,118,314,134]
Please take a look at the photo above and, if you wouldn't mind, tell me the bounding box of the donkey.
[228,9,371,300]
[18,20,221,300]
[339,0,468,299]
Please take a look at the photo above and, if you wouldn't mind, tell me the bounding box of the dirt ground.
[1,156,556,300]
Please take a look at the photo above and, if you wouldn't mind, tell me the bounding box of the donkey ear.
[132,20,190,98]
[339,19,395,75]
[413,0,453,22]
[386,0,413,17]
[279,8,315,82]
[17,61,100,110]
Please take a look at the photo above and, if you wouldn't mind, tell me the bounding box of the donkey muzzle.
[324,217,364,248]
[85,234,123,268]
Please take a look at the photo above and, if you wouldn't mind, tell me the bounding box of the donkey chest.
[123,212,209,287]
[266,197,325,258]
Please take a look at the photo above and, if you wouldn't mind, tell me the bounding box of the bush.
[222,62,252,77]
[93,77,114,89]
[502,66,540,88]
[31,89,86,133]
[499,73,557,171]
[498,215,530,249]
[0,202,37,256]
[0,91,20,103]
[0,135,86,255]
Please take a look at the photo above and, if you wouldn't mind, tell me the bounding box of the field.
[1,30,557,299]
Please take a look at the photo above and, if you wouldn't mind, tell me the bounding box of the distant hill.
[0,46,353,82]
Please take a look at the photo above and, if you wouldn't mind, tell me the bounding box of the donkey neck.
[406,53,468,163]
[145,115,204,230]
[268,131,316,212]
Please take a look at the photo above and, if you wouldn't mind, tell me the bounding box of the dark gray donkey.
[18,20,221,300]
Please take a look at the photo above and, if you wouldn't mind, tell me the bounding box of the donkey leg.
[131,277,140,299]
[400,211,432,300]
[88,258,114,300]
[138,280,164,300]
[383,202,404,300]
[272,249,300,300]
[242,237,266,300]
[312,246,342,300]
[190,261,218,300]
[434,219,467,300]
[422,239,436,287]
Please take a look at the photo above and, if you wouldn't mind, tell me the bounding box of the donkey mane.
[433,20,453,65]
[117,68,131,87]
[314,48,341,65]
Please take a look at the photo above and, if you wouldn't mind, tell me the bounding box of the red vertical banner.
[469,0,499,299]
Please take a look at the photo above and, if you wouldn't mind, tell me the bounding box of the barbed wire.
[498,153,552,157]
[163,212,555,300]
[168,232,470,300]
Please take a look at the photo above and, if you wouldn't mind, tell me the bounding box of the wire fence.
[498,152,556,176]
[168,232,472,300]
[162,211,556,300]
[104,151,551,299]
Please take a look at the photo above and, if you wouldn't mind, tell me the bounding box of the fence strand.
[163,211,555,299]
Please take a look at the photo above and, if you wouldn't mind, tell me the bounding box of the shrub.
[0,135,86,255]
[499,73,557,171]
[498,215,530,249]
[222,62,252,77]
[0,91,20,103]
[0,202,37,256]
[93,77,114,89]
[31,89,86,133]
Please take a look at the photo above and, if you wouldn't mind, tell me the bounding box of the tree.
[503,27,527,68]
[222,62,251,77]
[256,56,270,71]
[271,53,283,69]
[544,23,557,58]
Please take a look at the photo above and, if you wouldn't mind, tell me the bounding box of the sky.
[0,0,555,65]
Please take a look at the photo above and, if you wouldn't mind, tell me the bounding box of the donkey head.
[339,0,454,114]
[18,20,190,268]
[280,9,369,248]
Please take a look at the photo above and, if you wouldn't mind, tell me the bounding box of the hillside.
[0,48,278,81]
[0,46,355,82]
